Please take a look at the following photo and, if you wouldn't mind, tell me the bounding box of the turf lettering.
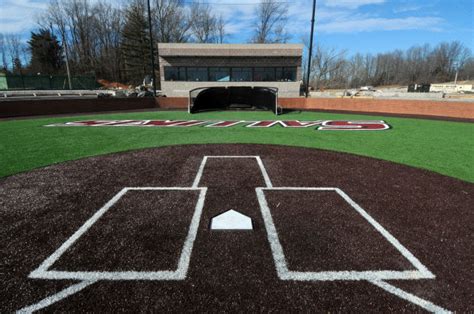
[280,121,323,127]
[318,120,389,131]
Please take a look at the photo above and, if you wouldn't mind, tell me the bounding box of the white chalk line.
[175,188,207,279]
[370,280,451,313]
[279,270,432,281]
[192,156,208,188]
[21,155,448,312]
[255,156,273,188]
[31,188,129,275]
[256,188,289,277]
[192,156,273,188]
[23,155,271,310]
[16,280,97,313]
[334,188,434,278]
[256,186,448,312]
[30,187,206,281]
[24,187,206,311]
[257,187,433,278]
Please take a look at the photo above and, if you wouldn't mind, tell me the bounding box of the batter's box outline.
[255,187,435,282]
[29,187,207,281]
[20,156,450,313]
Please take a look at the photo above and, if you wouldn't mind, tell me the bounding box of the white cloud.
[393,5,424,13]
[322,0,385,9]
[285,1,361,35]
[183,0,258,37]
[0,0,447,43]
[0,0,47,34]
[318,16,444,33]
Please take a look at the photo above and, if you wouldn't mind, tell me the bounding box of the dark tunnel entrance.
[189,86,278,114]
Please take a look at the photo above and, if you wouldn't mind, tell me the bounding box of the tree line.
[0,0,290,85]
[40,0,229,84]
[305,41,473,90]
[0,0,472,88]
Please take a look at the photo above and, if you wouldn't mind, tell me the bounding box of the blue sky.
[0,0,472,55]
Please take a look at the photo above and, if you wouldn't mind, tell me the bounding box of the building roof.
[157,43,303,57]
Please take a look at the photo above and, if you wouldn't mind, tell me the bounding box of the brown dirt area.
[0,144,472,312]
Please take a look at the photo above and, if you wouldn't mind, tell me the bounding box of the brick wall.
[156,97,188,109]
[156,96,474,120]
[279,98,474,120]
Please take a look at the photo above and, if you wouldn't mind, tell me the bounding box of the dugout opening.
[189,86,279,114]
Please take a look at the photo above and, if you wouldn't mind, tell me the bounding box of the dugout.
[189,86,278,114]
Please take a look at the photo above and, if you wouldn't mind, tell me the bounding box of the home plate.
[210,209,253,230]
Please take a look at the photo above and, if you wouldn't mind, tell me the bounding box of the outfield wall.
[157,97,188,109]
[0,98,156,118]
[278,98,474,120]
[1,96,473,120]
[155,97,474,120]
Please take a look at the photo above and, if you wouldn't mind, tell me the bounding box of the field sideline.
[0,110,472,182]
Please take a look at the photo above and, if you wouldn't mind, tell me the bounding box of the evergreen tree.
[12,57,22,74]
[28,29,63,74]
[121,1,152,84]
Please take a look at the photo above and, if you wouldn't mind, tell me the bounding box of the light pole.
[453,60,459,86]
[147,0,157,97]
[63,38,72,90]
[305,0,317,98]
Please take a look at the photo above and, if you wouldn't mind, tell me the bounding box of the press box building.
[157,43,303,98]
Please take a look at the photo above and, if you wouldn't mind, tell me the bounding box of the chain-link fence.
[0,74,99,90]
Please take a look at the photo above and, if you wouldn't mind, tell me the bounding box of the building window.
[254,67,276,81]
[276,67,297,81]
[164,66,297,82]
[187,67,208,81]
[231,67,252,81]
[209,67,230,82]
[164,66,186,81]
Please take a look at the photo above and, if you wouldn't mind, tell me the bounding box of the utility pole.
[305,0,317,98]
[58,30,72,90]
[147,0,157,97]
[454,60,459,86]
[63,40,72,90]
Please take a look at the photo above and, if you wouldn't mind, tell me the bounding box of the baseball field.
[1,110,473,312]
[1,110,473,181]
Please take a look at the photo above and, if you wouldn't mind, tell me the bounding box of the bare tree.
[429,41,470,82]
[42,0,88,73]
[0,33,30,74]
[31,0,472,87]
[41,0,126,80]
[6,35,19,70]
[458,57,474,81]
[190,2,217,43]
[251,0,290,43]
[404,44,431,83]
[92,1,125,81]
[346,53,364,87]
[305,41,346,89]
[0,33,8,71]
[216,15,226,44]
[153,0,191,43]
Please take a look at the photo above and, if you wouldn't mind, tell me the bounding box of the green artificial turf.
[1,110,473,182]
